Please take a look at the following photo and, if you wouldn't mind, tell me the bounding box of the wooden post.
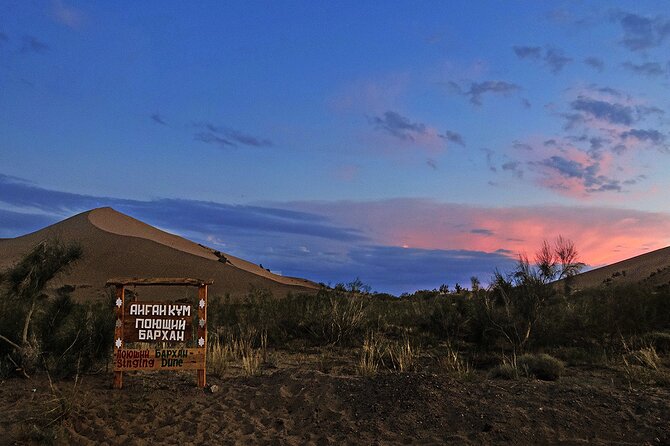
[113,285,125,389]
[197,284,208,388]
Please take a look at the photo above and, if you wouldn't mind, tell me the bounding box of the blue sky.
[2,1,670,294]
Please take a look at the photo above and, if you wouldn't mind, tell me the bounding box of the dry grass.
[438,341,472,379]
[209,327,268,376]
[207,336,233,377]
[621,338,669,386]
[489,354,520,380]
[241,350,262,376]
[358,332,382,377]
[388,334,417,372]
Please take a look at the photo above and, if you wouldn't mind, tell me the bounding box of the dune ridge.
[0,207,319,300]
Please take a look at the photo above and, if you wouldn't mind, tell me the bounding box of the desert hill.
[567,245,670,290]
[0,207,319,300]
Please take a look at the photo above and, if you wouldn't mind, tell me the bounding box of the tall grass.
[358,332,382,377]
[388,334,416,372]
[438,341,472,378]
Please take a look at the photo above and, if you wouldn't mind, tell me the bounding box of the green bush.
[35,291,115,378]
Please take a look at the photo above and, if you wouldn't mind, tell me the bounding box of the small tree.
[470,276,481,296]
[0,238,82,376]
[483,236,583,351]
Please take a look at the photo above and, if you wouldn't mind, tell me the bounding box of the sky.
[2,1,670,295]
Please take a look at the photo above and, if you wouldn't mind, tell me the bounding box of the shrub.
[644,332,670,354]
[489,363,519,380]
[517,353,565,381]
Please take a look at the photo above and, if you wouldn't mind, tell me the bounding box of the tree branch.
[0,333,21,350]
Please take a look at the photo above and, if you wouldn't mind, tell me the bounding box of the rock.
[208,384,219,394]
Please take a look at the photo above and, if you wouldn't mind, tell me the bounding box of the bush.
[644,332,670,354]
[35,291,115,378]
[489,363,519,380]
[517,353,564,381]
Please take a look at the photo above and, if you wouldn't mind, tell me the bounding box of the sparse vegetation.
[388,333,417,372]
[517,353,565,381]
[0,237,667,397]
[358,332,382,377]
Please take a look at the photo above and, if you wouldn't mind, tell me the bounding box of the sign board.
[123,301,193,342]
[114,348,204,371]
[107,277,212,389]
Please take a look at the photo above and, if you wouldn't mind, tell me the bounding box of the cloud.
[481,148,496,172]
[570,96,634,126]
[556,88,667,158]
[506,129,653,196]
[0,174,364,243]
[370,111,426,141]
[51,0,86,29]
[512,45,572,74]
[441,130,465,147]
[4,176,670,293]
[501,161,523,178]
[611,11,670,51]
[584,57,605,71]
[448,80,520,106]
[537,155,621,193]
[368,111,445,150]
[194,123,273,148]
[513,46,542,59]
[286,198,670,269]
[622,61,666,77]
[620,128,666,145]
[150,113,167,125]
[21,36,49,54]
[341,246,515,294]
[426,159,438,170]
[587,85,624,97]
[512,141,533,151]
[545,48,572,74]
[0,208,55,238]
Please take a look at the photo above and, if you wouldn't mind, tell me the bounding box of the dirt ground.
[1,352,669,446]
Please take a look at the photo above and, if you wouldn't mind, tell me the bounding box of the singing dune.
[0,207,319,300]
[566,246,670,291]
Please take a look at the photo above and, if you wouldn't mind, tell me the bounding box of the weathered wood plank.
[106,277,214,287]
[113,285,125,389]
[197,285,208,388]
[114,348,204,371]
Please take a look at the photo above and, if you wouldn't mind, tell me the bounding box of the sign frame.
[106,277,213,389]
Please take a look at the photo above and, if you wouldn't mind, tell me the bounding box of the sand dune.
[567,245,670,290]
[0,207,319,300]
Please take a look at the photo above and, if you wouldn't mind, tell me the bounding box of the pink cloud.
[285,199,670,268]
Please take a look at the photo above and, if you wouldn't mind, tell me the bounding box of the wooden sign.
[114,348,204,371]
[123,301,193,342]
[107,277,212,389]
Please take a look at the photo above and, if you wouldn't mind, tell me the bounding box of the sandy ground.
[1,353,669,446]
